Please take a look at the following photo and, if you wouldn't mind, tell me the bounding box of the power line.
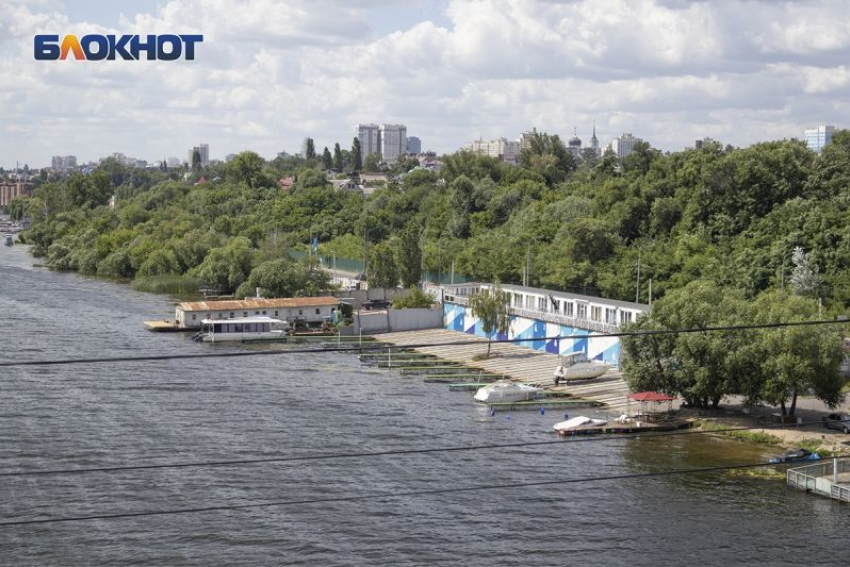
[3,457,845,527]
[0,319,846,368]
[0,420,833,479]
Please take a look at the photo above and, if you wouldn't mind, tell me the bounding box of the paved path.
[378,329,634,412]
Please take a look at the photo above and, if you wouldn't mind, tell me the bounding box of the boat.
[768,448,821,464]
[192,316,292,342]
[473,380,540,403]
[553,352,610,384]
[553,415,608,433]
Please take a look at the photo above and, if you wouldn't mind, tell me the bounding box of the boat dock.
[143,320,191,332]
[787,459,850,503]
[377,329,633,411]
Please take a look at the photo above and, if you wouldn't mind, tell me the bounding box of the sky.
[1,0,849,167]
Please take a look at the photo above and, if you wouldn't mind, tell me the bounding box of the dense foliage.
[12,132,850,311]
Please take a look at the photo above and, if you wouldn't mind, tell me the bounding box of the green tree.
[322,147,333,170]
[192,236,254,292]
[235,257,331,299]
[392,287,436,309]
[397,222,423,287]
[351,137,362,171]
[305,138,316,160]
[450,175,474,238]
[363,152,382,172]
[192,149,201,172]
[468,283,511,359]
[225,151,273,188]
[367,241,398,288]
[333,143,344,171]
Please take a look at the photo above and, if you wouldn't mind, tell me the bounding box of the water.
[1,245,849,566]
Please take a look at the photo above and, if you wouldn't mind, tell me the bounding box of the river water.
[1,244,848,566]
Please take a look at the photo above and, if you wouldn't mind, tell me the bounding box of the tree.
[192,149,201,172]
[367,241,398,288]
[789,246,821,297]
[468,283,511,359]
[397,222,422,287]
[450,175,474,238]
[363,152,382,172]
[750,291,845,416]
[351,137,362,171]
[322,147,333,170]
[333,143,344,171]
[305,138,316,160]
[225,151,273,188]
[392,287,436,309]
[235,257,331,299]
[192,236,254,293]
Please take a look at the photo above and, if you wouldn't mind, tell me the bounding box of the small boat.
[768,448,821,464]
[473,380,540,403]
[192,316,292,343]
[553,352,610,384]
[553,415,608,433]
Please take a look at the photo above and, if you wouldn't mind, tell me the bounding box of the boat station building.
[440,283,648,367]
[175,297,340,329]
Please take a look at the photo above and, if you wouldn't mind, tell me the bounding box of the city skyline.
[2,0,850,167]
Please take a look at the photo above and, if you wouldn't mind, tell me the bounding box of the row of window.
[509,292,634,325]
[190,308,326,321]
[212,323,273,333]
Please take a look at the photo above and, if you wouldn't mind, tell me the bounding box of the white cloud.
[1,0,849,166]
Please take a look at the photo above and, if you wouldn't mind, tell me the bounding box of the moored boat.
[553,415,608,433]
[769,448,821,464]
[473,380,540,403]
[192,316,292,342]
[553,352,609,384]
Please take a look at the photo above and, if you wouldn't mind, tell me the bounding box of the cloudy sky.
[1,0,848,167]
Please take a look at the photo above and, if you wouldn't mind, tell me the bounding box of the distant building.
[407,136,421,155]
[379,124,407,164]
[51,155,77,171]
[694,137,718,150]
[187,144,210,166]
[805,125,835,153]
[466,137,521,164]
[358,124,381,160]
[0,181,33,208]
[589,123,600,156]
[609,133,642,159]
[567,128,582,159]
[166,157,181,168]
[225,153,237,162]
[517,128,538,151]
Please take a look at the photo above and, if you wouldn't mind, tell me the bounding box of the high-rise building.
[466,137,520,163]
[358,124,381,160]
[379,124,407,164]
[188,143,210,166]
[51,155,77,171]
[407,136,421,155]
[609,133,642,159]
[517,127,538,151]
[0,181,33,207]
[805,125,835,153]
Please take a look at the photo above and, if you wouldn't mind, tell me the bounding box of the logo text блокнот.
[34,34,203,61]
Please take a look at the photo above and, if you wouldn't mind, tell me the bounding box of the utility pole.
[635,248,641,304]
[648,278,653,306]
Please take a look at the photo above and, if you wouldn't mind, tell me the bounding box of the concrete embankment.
[377,329,634,413]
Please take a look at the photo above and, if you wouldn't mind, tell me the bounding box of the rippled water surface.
[1,245,848,566]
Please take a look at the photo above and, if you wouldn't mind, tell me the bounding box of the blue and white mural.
[444,302,621,367]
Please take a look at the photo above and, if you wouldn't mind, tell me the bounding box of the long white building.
[175,297,340,328]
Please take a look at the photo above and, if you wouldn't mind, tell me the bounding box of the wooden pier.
[787,459,850,503]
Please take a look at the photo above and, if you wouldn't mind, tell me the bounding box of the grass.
[131,274,200,296]
[694,419,782,445]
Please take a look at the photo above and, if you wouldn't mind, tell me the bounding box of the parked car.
[822,413,850,433]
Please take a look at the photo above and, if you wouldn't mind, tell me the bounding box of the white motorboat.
[474,380,540,403]
[193,316,292,343]
[553,415,608,433]
[553,352,610,383]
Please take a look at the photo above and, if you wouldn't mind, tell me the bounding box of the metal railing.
[787,459,850,499]
[444,296,621,333]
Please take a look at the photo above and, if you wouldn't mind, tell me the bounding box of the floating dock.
[143,320,192,332]
[556,418,691,436]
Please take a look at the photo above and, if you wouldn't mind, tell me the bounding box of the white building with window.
[440,283,647,366]
[358,124,381,160]
[609,133,642,159]
[805,125,835,153]
[175,297,340,329]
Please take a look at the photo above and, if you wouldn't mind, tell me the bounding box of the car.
[822,413,850,433]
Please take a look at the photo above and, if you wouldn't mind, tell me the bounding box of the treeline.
[11,131,850,305]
